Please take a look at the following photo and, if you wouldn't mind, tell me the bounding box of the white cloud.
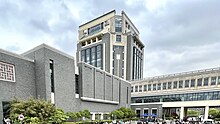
[0,0,220,78]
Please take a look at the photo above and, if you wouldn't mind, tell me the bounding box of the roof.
[79,10,116,28]
[21,43,74,60]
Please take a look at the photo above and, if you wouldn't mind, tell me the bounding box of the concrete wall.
[0,49,36,122]
[131,104,163,118]
[23,45,77,112]
[78,62,131,113]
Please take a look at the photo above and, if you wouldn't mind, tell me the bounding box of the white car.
[202,119,215,124]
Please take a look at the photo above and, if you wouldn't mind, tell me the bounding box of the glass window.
[139,85,142,92]
[116,35,121,42]
[157,83,161,90]
[144,109,149,115]
[173,81,178,89]
[185,80,189,88]
[211,77,216,85]
[197,78,202,86]
[168,82,172,89]
[153,84,156,91]
[152,109,157,115]
[191,79,195,87]
[86,48,91,64]
[91,47,96,66]
[179,80,183,88]
[96,45,102,69]
[218,76,220,85]
[88,23,103,35]
[81,50,85,62]
[148,84,151,91]
[144,85,147,91]
[135,86,138,92]
[115,18,122,32]
[163,82,167,90]
[131,86,133,92]
[204,77,209,86]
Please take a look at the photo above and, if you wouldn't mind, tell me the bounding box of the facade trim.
[81,97,119,104]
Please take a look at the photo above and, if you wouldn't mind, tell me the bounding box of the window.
[135,86,138,92]
[144,109,149,115]
[148,84,151,91]
[204,77,209,86]
[96,45,102,69]
[0,61,15,82]
[153,84,156,91]
[88,23,103,35]
[211,77,216,85]
[152,109,157,115]
[163,82,167,90]
[116,35,121,42]
[136,109,141,118]
[49,59,54,93]
[157,83,161,90]
[115,18,122,32]
[2,101,10,118]
[185,80,189,88]
[86,49,91,64]
[144,85,147,91]
[168,82,172,89]
[131,86,134,92]
[91,47,96,66]
[197,78,202,86]
[139,85,142,92]
[75,74,79,94]
[81,50,85,62]
[179,80,183,88]
[173,81,178,89]
[218,76,220,85]
[191,79,195,87]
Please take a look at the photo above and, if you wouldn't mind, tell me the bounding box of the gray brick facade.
[0,44,131,123]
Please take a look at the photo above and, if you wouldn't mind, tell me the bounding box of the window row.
[81,45,102,69]
[131,91,220,103]
[131,76,220,93]
[132,47,143,80]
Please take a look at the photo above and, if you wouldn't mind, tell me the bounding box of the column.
[204,106,209,119]
[92,113,95,121]
[100,113,104,120]
[180,107,184,121]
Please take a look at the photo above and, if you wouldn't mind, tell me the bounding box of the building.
[0,44,131,122]
[131,67,220,120]
[76,10,144,81]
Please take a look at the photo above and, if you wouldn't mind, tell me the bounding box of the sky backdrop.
[1,0,220,78]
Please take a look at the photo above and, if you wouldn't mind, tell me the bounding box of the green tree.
[187,110,200,117]
[209,108,220,118]
[9,98,68,124]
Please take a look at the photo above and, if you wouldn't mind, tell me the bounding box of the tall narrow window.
[163,82,167,90]
[81,50,85,62]
[86,49,91,64]
[50,59,54,93]
[96,45,102,69]
[75,74,79,94]
[135,86,138,92]
[191,79,195,87]
[91,47,96,66]
[168,82,172,89]
[139,85,142,92]
[50,59,55,104]
[148,84,151,91]
[127,87,129,104]
[197,78,202,86]
[115,18,122,32]
[204,77,209,86]
[185,80,189,88]
[211,77,216,85]
[179,80,183,88]
[144,85,147,91]
[173,81,178,89]
[131,86,134,92]
[157,83,161,90]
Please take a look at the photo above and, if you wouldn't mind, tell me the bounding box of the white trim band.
[81,97,119,104]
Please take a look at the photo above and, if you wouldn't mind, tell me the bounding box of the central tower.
[76,10,144,80]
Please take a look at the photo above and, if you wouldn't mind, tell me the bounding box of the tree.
[110,107,136,120]
[209,108,220,118]
[9,98,68,124]
[187,110,200,117]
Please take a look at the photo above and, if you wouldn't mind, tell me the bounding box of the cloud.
[0,0,220,78]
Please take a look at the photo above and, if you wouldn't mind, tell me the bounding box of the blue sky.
[1,0,220,77]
